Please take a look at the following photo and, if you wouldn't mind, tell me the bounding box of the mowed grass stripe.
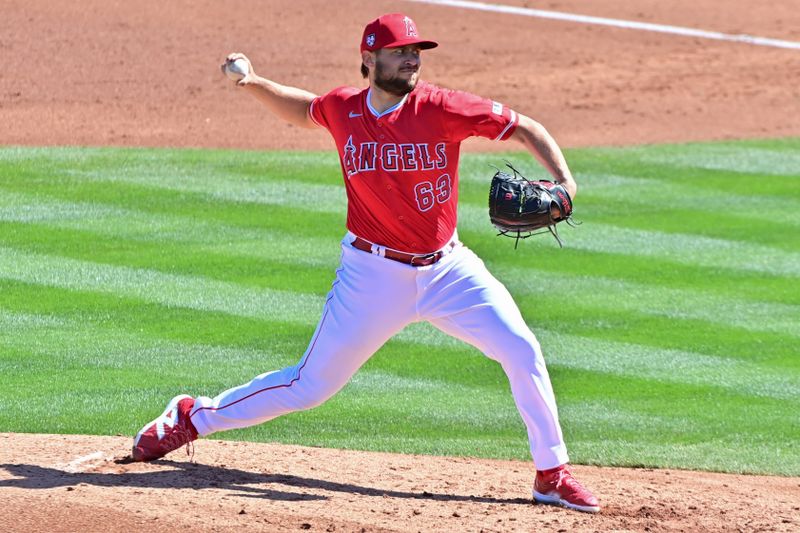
[457,203,800,277]
[0,146,344,186]
[58,164,348,215]
[526,302,795,366]
[467,236,797,305]
[599,141,800,177]
[577,173,800,225]
[495,265,800,337]
[458,150,800,251]
[3,212,796,336]
[3,169,800,277]
[461,170,800,230]
[0,179,346,240]
[2,189,795,306]
[0,193,343,270]
[0,309,288,372]
[0,246,326,322]
[539,331,798,400]
[0,221,339,295]
[0,147,348,236]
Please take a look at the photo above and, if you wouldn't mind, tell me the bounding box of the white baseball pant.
[189,232,569,470]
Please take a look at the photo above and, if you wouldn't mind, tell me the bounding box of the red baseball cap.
[360,13,438,53]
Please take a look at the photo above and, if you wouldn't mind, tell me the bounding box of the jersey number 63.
[414,173,452,212]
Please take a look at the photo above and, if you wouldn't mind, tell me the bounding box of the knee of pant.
[295,392,329,411]
[489,333,543,368]
[291,380,340,411]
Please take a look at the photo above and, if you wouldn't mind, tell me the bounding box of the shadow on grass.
[0,459,532,506]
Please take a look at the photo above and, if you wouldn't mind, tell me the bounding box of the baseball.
[224,58,249,81]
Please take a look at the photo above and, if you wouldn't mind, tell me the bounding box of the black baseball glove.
[488,163,576,247]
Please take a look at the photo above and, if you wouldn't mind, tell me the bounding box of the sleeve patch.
[491,101,503,115]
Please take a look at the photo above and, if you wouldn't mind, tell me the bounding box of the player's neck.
[368,84,406,114]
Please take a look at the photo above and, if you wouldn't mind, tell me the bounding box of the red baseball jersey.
[309,81,518,253]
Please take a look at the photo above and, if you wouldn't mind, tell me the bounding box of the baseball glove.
[488,163,576,248]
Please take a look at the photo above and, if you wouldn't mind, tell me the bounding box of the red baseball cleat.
[132,395,198,462]
[533,465,600,513]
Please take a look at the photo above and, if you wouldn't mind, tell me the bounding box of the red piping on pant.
[189,279,340,420]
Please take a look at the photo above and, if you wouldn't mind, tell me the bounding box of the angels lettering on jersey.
[308,81,519,251]
[342,136,448,177]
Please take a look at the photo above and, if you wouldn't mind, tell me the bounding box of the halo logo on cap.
[360,13,438,52]
[403,16,417,37]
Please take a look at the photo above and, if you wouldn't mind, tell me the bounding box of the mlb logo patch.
[492,101,503,115]
[366,33,376,47]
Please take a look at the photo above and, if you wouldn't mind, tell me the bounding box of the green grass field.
[1,139,798,475]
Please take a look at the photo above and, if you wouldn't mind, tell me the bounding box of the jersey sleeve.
[308,94,330,130]
[441,90,519,142]
[309,86,360,131]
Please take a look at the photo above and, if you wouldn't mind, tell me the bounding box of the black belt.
[351,237,455,267]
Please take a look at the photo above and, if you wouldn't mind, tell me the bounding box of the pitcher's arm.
[223,53,319,129]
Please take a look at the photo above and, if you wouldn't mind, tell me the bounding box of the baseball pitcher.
[132,13,599,513]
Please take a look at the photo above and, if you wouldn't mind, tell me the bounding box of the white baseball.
[225,58,249,81]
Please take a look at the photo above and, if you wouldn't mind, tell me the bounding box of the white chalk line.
[58,451,107,473]
[407,0,800,51]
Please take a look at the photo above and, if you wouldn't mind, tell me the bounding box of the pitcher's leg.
[421,248,568,469]
[190,294,371,435]
[190,244,418,436]
[433,311,568,469]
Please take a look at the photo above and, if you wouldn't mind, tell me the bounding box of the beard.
[374,59,418,96]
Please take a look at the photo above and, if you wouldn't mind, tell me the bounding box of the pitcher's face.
[373,45,422,96]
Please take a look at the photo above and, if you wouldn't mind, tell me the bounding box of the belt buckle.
[410,252,439,267]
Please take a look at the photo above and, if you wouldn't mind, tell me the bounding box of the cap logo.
[366,33,376,47]
[403,16,417,37]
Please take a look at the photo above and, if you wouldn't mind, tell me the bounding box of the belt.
[351,237,456,267]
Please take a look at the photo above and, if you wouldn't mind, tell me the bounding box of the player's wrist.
[553,177,577,199]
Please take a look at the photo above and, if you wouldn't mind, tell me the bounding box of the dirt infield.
[2,1,800,531]
[2,434,799,532]
[2,0,799,151]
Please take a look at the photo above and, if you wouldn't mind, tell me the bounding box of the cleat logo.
[156,405,179,440]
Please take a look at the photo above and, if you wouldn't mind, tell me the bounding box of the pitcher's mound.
[1,433,798,532]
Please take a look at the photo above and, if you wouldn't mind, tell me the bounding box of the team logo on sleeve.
[366,33,376,47]
[492,101,503,115]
